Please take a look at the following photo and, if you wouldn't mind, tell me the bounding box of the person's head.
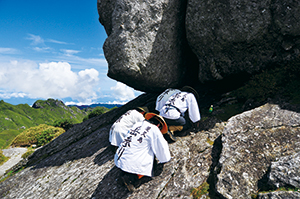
[180,86,199,102]
[135,107,149,116]
[145,113,168,134]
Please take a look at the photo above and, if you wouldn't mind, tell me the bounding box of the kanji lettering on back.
[129,126,141,136]
[117,135,132,160]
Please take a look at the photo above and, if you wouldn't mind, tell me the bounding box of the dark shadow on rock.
[90,166,131,199]
[93,145,116,167]
[257,165,273,192]
[29,128,110,170]
[207,135,226,199]
[90,160,164,198]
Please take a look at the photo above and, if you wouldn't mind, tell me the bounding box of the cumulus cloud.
[110,82,135,102]
[0,60,100,103]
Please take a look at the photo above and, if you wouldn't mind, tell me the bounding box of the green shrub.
[11,124,65,147]
[52,118,74,131]
[83,106,109,121]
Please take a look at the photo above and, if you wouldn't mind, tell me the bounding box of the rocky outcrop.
[186,0,300,82]
[267,152,300,190]
[258,191,300,199]
[98,0,300,91]
[1,98,300,198]
[0,93,224,198]
[216,103,300,198]
[98,0,188,92]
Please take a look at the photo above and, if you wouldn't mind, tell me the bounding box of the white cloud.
[0,47,19,54]
[0,92,28,99]
[27,34,44,45]
[0,60,100,103]
[47,39,69,45]
[110,82,135,102]
[61,49,81,57]
[32,47,52,52]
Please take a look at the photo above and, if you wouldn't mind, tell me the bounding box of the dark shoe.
[121,175,136,192]
[165,131,177,142]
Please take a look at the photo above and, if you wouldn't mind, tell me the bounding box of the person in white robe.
[114,112,171,192]
[156,86,201,139]
[109,107,148,147]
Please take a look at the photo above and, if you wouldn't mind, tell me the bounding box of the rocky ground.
[0,148,28,176]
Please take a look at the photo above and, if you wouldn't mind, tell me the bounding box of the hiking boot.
[121,175,136,192]
[165,130,177,142]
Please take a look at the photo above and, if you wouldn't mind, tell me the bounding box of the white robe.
[155,88,181,111]
[109,109,145,147]
[114,120,171,177]
[158,91,201,123]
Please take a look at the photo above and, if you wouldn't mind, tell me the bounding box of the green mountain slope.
[0,99,87,149]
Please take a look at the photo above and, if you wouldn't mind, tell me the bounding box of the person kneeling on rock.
[109,107,148,152]
[155,86,201,142]
[114,113,171,192]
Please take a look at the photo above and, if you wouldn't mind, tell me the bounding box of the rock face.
[216,103,300,198]
[267,152,300,190]
[98,0,300,91]
[1,97,300,198]
[98,0,188,92]
[186,0,300,82]
[0,93,224,198]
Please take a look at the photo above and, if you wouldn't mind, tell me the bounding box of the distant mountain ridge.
[69,103,122,110]
[0,99,87,149]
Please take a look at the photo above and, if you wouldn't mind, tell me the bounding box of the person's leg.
[163,117,186,142]
[163,116,186,126]
[121,171,138,192]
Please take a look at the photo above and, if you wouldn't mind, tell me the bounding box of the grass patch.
[191,182,210,198]
[0,130,22,149]
[0,150,8,166]
[10,124,65,147]
[21,149,34,159]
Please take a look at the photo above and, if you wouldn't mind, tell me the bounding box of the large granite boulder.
[98,0,188,92]
[98,0,300,91]
[186,0,300,82]
[216,103,300,198]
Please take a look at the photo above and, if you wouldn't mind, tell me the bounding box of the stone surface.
[0,92,224,199]
[267,151,300,189]
[1,99,300,199]
[258,191,300,199]
[99,0,300,90]
[0,148,28,176]
[98,0,188,92]
[0,112,224,199]
[216,103,300,199]
[186,0,300,82]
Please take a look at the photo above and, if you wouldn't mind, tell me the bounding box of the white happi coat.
[155,88,181,111]
[114,120,171,177]
[157,91,201,123]
[109,109,145,147]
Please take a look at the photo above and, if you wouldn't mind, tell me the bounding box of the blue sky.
[0,0,142,106]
